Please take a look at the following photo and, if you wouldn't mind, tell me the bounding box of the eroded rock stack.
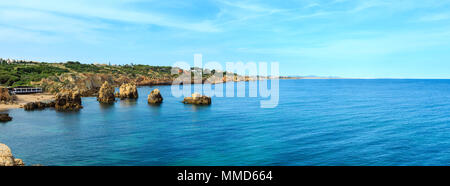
[147,89,163,104]
[118,83,138,100]
[97,81,115,104]
[0,143,24,166]
[55,90,83,111]
[0,113,12,122]
[182,93,211,105]
[0,88,16,104]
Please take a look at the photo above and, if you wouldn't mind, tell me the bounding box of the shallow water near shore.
[2,79,450,165]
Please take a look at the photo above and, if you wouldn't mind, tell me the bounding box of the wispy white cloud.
[0,9,108,34]
[0,27,60,43]
[0,0,220,32]
[233,29,450,60]
[214,0,285,13]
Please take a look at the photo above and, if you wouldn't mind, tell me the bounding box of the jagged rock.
[14,159,24,166]
[97,81,115,104]
[24,101,55,111]
[55,90,83,111]
[118,83,138,100]
[182,93,211,105]
[0,143,25,166]
[0,88,16,104]
[147,89,163,104]
[0,113,12,122]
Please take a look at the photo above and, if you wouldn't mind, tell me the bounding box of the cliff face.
[30,71,255,97]
[34,73,125,97]
[33,73,172,97]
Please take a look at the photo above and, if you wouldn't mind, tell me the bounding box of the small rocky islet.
[117,83,139,100]
[8,81,212,119]
[147,89,163,104]
[182,93,212,105]
[97,81,116,104]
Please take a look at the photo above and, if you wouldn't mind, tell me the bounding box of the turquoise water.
[2,79,450,165]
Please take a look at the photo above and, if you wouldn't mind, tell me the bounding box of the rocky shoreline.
[0,143,24,166]
[2,80,220,113]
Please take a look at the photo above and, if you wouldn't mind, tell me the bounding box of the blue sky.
[1,0,450,78]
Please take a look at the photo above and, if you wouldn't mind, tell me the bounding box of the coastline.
[0,78,397,111]
[0,93,54,111]
[0,78,352,111]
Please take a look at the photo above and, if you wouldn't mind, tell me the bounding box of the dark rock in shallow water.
[24,101,55,111]
[182,93,211,105]
[0,113,12,122]
[148,89,163,104]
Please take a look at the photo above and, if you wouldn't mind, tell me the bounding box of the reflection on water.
[119,99,138,107]
[99,103,115,110]
[184,104,212,112]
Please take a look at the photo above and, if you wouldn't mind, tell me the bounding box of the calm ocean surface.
[2,79,450,166]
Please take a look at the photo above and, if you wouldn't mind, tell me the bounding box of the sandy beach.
[0,93,54,111]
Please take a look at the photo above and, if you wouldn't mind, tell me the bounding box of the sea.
[2,79,450,166]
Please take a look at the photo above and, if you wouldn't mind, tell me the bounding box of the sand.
[0,93,54,111]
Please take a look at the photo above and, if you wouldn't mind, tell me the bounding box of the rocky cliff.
[33,73,172,97]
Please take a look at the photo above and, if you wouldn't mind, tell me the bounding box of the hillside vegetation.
[0,58,255,96]
[0,59,174,87]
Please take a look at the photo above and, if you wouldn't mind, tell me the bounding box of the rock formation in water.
[182,93,211,105]
[147,89,163,104]
[97,81,116,104]
[24,101,56,111]
[54,90,83,111]
[0,113,12,122]
[118,83,138,100]
[0,143,24,166]
[0,88,16,104]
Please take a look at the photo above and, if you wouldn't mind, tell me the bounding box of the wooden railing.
[12,87,43,94]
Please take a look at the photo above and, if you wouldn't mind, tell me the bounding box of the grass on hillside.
[0,59,174,87]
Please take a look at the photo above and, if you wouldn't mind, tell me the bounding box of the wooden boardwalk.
[10,87,43,94]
